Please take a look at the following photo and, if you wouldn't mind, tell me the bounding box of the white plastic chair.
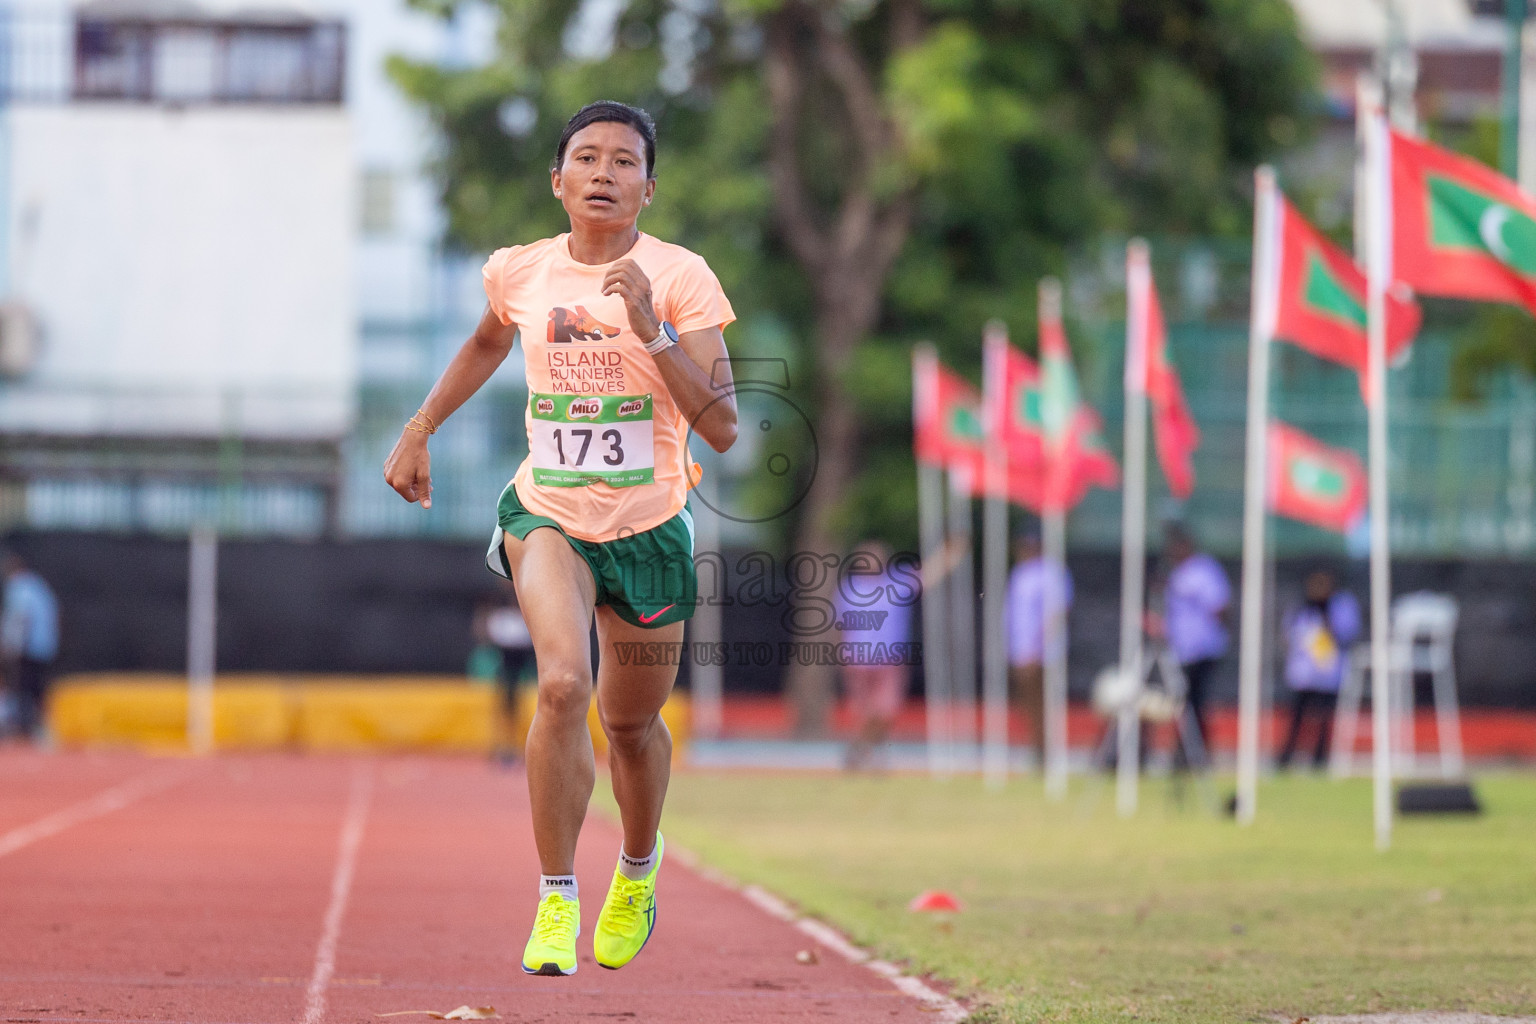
[1329,592,1463,779]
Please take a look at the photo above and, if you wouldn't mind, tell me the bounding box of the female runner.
[384,100,737,976]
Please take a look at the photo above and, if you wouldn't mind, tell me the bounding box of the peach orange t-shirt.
[482,232,735,543]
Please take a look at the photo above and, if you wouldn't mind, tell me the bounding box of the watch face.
[662,321,680,344]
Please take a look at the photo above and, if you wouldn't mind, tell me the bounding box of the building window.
[74,13,345,104]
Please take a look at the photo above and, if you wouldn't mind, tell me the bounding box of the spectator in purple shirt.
[1148,523,1230,768]
[835,540,916,771]
[1005,529,1072,761]
[1278,568,1361,769]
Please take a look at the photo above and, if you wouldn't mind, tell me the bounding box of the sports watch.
[644,320,679,355]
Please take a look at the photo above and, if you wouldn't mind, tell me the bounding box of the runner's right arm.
[384,304,520,508]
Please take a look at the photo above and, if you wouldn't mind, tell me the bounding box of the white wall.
[342,0,495,329]
[1,103,356,438]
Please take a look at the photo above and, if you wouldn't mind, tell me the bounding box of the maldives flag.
[1127,243,1199,499]
[1039,282,1119,511]
[984,325,1048,471]
[913,345,986,478]
[915,343,1046,507]
[1267,422,1367,534]
[1390,126,1536,315]
[1269,189,1420,377]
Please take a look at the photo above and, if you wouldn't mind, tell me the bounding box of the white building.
[0,0,501,535]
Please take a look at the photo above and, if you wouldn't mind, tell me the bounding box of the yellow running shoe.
[593,834,664,970]
[521,893,580,976]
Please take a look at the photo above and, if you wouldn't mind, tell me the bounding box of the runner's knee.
[536,665,592,723]
[598,707,665,756]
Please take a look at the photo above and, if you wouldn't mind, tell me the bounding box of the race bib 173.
[528,392,655,487]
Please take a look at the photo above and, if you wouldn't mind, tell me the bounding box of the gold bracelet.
[414,408,440,433]
[404,421,432,434]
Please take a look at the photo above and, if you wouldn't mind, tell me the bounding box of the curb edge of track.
[668,844,969,1023]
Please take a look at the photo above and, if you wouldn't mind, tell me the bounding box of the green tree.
[391,0,1317,734]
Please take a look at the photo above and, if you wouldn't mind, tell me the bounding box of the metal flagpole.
[947,464,978,772]
[1042,505,1069,801]
[1117,241,1151,816]
[914,345,952,779]
[186,527,218,754]
[1361,79,1396,851]
[982,323,1011,788]
[1038,278,1070,801]
[1236,167,1278,825]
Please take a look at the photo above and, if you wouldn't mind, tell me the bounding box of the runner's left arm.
[384,304,520,508]
[603,259,738,452]
[651,328,737,453]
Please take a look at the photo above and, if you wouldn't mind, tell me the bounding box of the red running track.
[0,750,940,1024]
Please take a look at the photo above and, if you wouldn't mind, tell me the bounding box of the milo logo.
[617,398,647,418]
[535,398,555,416]
[567,399,602,421]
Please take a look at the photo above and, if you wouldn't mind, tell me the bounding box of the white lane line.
[301,764,374,1024]
[740,883,798,922]
[0,768,183,860]
[709,869,968,1021]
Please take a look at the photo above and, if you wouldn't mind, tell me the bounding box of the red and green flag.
[913,345,987,481]
[1127,244,1199,499]
[984,327,1047,464]
[982,325,1050,511]
[915,343,1047,507]
[1039,282,1119,511]
[1266,421,1367,534]
[1390,126,1536,316]
[1264,188,1420,381]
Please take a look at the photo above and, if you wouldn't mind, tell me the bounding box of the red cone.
[907,890,963,913]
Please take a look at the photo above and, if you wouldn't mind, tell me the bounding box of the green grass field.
[647,770,1536,1023]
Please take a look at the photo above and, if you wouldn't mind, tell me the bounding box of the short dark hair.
[552,101,657,179]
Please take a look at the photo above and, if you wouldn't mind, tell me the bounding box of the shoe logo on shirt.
[637,604,675,624]
[548,306,621,344]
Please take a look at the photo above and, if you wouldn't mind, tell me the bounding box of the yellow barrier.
[49,674,690,758]
[296,683,494,752]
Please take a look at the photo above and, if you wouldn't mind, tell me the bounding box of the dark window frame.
[73,15,345,105]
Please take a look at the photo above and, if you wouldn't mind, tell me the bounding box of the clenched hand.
[602,259,662,343]
[384,431,433,509]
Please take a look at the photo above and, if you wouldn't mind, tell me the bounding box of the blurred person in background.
[486,585,537,693]
[1278,568,1360,770]
[835,540,913,772]
[1,549,59,743]
[384,101,737,978]
[1005,527,1072,766]
[1148,522,1230,768]
[487,589,537,764]
[468,602,507,685]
